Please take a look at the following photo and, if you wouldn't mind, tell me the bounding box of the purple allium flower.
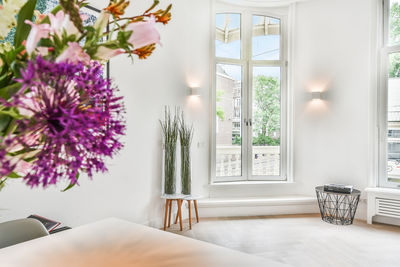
[0,148,13,177]
[3,57,125,187]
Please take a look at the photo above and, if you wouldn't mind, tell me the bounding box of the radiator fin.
[376,198,400,219]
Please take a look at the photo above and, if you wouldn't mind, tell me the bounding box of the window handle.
[244,118,248,126]
[249,119,252,127]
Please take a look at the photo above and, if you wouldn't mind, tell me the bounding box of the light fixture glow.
[311,91,322,101]
[188,87,200,96]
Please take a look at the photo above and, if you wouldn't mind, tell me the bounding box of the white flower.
[94,11,110,34]
[0,42,12,53]
[94,46,124,61]
[0,42,13,67]
[0,0,27,39]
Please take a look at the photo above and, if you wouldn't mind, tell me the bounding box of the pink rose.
[126,16,161,49]
[48,10,82,37]
[56,42,91,64]
[25,20,50,54]
[95,46,124,60]
[48,10,65,36]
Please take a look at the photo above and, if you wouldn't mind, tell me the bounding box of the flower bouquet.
[0,0,171,191]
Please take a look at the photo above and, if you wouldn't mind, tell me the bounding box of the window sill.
[365,187,400,195]
[209,180,295,187]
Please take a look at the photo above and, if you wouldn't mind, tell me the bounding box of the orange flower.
[133,44,156,59]
[105,0,130,19]
[152,5,172,25]
[20,40,27,56]
[34,10,46,24]
[155,11,171,25]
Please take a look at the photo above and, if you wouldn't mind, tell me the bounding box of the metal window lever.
[243,119,252,126]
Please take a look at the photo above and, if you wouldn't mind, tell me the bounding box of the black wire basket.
[315,186,361,225]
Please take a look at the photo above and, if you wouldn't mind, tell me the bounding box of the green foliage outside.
[231,75,281,146]
[232,135,241,145]
[216,89,225,121]
[390,53,400,78]
[252,75,280,146]
[253,135,280,146]
[390,2,400,78]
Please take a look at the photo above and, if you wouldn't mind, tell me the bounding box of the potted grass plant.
[160,107,179,195]
[179,112,193,195]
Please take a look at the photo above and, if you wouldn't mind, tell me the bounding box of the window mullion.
[245,11,254,181]
[247,61,253,181]
[242,10,250,181]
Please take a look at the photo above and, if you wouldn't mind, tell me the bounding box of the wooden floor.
[167,214,400,267]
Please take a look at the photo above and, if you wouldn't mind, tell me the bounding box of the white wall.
[0,0,378,226]
[0,0,211,227]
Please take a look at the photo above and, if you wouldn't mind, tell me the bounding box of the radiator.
[366,188,400,224]
[376,198,400,219]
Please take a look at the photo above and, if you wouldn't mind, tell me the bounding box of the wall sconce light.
[188,87,200,96]
[311,91,322,101]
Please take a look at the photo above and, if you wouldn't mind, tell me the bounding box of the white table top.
[184,194,202,200]
[0,218,288,267]
[161,194,203,200]
[161,194,186,199]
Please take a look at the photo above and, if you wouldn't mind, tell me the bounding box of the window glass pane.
[389,0,400,45]
[387,52,400,183]
[252,15,280,60]
[216,64,242,177]
[252,66,281,176]
[216,13,241,59]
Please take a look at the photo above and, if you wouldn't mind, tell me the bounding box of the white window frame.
[210,2,292,183]
[378,0,400,188]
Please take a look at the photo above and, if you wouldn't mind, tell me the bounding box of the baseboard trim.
[197,196,319,218]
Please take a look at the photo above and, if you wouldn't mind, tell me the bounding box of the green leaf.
[7,172,22,179]
[37,38,53,48]
[0,108,23,119]
[0,114,11,133]
[0,178,7,191]
[61,173,80,192]
[4,118,17,136]
[14,0,38,46]
[0,72,13,89]
[0,83,21,99]
[10,60,24,78]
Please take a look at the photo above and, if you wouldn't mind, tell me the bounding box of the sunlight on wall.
[307,79,330,93]
[186,76,201,89]
[186,94,202,111]
[306,98,329,115]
